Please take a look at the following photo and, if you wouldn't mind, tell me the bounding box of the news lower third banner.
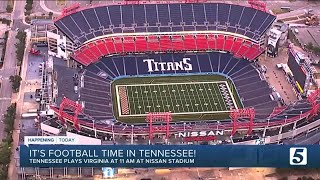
[20,145,316,168]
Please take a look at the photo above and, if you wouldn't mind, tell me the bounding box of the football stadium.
[42,0,320,143]
[15,0,320,178]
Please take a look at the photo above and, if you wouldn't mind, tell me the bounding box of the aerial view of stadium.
[0,0,320,179]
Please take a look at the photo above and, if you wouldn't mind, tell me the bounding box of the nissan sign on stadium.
[175,130,224,142]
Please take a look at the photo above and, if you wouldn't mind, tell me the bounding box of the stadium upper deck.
[54,2,276,46]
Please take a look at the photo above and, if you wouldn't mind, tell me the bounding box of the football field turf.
[115,81,238,117]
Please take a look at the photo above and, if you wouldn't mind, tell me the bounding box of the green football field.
[116,81,237,117]
[113,75,241,121]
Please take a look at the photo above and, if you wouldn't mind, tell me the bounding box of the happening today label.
[24,136,79,146]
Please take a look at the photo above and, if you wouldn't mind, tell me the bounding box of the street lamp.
[285,115,288,124]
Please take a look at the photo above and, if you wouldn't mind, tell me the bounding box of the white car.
[15,28,19,32]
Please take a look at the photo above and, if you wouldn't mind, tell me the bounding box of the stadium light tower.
[146,112,172,145]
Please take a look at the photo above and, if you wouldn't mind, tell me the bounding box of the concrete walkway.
[7,29,32,180]
[39,0,62,15]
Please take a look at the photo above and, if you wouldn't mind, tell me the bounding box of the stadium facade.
[18,0,320,179]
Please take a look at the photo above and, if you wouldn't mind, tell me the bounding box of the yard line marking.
[213,83,226,111]
[164,84,176,113]
[156,84,166,112]
[189,83,200,112]
[138,85,146,114]
[170,84,181,113]
[206,83,222,111]
[175,83,185,113]
[131,86,139,115]
[185,84,197,112]
[201,83,214,112]
[193,83,205,113]
[148,85,157,113]
[198,83,209,112]
[225,81,238,110]
[179,83,190,112]
[152,84,161,112]
[183,83,196,113]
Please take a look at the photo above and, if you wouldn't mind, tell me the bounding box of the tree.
[0,104,16,180]
[305,42,314,50]
[9,75,22,92]
[0,143,11,165]
[15,31,26,66]
[25,0,33,11]
[313,46,320,54]
[48,11,53,18]
[6,5,13,13]
[0,164,8,180]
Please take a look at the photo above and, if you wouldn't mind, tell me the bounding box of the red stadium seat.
[159,35,172,52]
[243,42,255,60]
[135,36,148,53]
[230,38,243,55]
[96,39,109,55]
[87,42,103,61]
[113,37,123,54]
[147,35,160,52]
[73,33,265,66]
[224,36,234,53]
[82,46,97,63]
[123,36,135,53]
[236,41,250,58]
[73,48,92,65]
[216,34,225,51]
[246,44,263,60]
[171,35,184,51]
[195,34,208,51]
[207,34,216,50]
[183,35,196,51]
[105,38,116,54]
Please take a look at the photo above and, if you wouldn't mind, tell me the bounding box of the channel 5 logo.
[289,147,307,165]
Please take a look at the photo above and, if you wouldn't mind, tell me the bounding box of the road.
[39,0,62,15]
[269,1,320,20]
[0,0,28,142]
[6,1,31,180]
